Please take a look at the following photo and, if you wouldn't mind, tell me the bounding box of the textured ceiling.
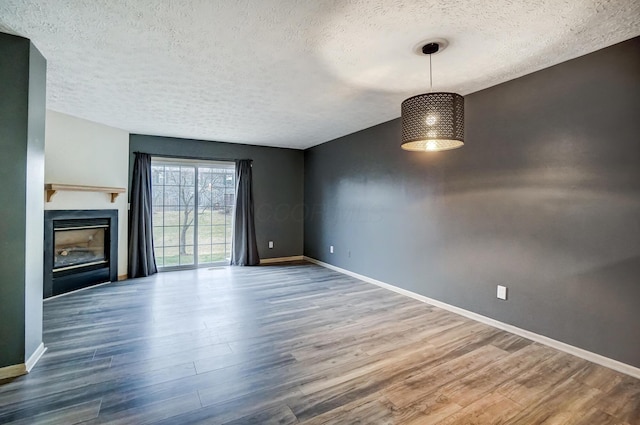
[1,1,638,149]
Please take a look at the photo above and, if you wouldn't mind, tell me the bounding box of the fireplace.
[44,210,118,298]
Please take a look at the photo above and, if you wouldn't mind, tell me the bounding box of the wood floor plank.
[80,392,201,425]
[383,344,510,410]
[435,343,557,408]
[435,392,521,425]
[3,399,101,425]
[503,376,603,424]
[0,261,637,424]
[570,407,632,425]
[0,361,196,423]
[297,394,398,425]
[593,374,640,424]
[220,404,298,425]
[153,385,304,425]
[496,351,592,407]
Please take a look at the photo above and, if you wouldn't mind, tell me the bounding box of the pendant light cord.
[429,53,433,92]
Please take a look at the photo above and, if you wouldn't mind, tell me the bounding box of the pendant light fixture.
[401,40,464,152]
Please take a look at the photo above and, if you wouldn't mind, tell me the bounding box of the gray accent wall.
[129,135,304,260]
[24,40,46,358]
[304,37,640,367]
[0,32,46,368]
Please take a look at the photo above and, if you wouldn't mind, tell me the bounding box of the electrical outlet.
[268,241,274,249]
[348,250,351,258]
[497,285,507,300]
[330,245,334,254]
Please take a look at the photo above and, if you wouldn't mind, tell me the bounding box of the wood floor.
[0,261,638,424]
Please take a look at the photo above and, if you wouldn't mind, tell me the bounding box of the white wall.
[45,110,129,278]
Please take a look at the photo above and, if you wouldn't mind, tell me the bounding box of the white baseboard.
[0,342,47,380]
[303,256,640,380]
[260,255,304,265]
[26,342,46,372]
[43,280,115,301]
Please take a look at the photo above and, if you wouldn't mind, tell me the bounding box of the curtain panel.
[230,159,260,266]
[128,152,158,277]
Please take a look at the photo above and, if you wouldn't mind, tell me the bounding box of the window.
[151,158,235,269]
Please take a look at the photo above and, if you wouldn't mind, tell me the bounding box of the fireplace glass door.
[54,226,108,271]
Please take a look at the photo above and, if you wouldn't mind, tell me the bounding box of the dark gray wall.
[0,32,46,368]
[304,37,640,367]
[129,135,304,260]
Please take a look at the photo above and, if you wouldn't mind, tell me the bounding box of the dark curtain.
[128,152,157,277]
[230,159,260,266]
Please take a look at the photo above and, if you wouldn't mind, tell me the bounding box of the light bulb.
[425,115,437,126]
[426,141,438,151]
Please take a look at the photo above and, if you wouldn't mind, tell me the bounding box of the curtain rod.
[132,152,252,163]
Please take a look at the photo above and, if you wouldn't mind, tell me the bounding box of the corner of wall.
[44,110,130,277]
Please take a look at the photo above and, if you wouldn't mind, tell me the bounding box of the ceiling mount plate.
[413,38,449,56]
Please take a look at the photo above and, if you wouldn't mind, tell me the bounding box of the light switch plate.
[268,241,274,249]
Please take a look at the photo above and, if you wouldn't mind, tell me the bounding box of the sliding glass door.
[151,158,235,269]
[196,165,235,264]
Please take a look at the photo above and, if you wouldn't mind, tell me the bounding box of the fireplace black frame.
[44,209,118,298]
